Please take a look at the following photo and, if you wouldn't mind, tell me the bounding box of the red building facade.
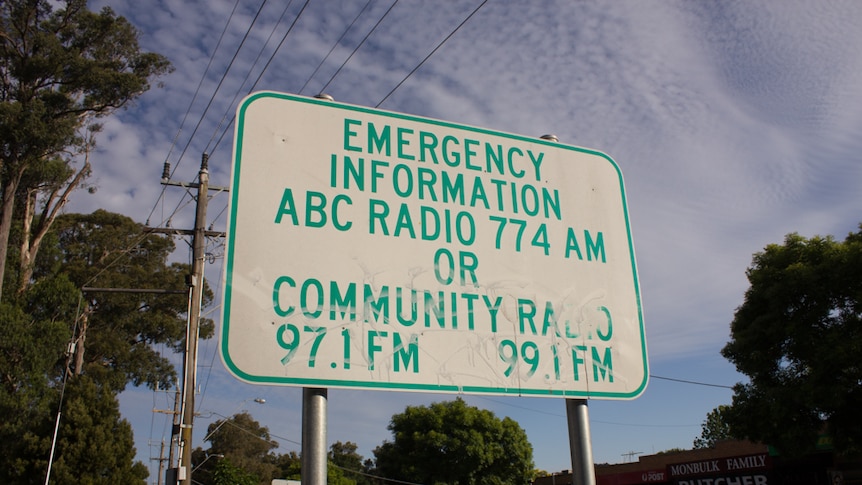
[533,441,861,485]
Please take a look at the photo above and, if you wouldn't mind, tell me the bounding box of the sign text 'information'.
[221,92,647,399]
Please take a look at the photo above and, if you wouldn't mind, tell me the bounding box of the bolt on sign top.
[221,91,648,400]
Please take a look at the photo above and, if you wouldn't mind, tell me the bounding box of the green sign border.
[221,91,648,399]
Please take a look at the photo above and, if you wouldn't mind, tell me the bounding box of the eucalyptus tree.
[0,0,171,299]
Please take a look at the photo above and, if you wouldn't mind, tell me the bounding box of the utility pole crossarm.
[144,227,226,238]
[160,178,229,193]
[82,286,187,295]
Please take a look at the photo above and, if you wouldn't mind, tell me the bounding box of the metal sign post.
[567,399,596,485]
[301,388,328,485]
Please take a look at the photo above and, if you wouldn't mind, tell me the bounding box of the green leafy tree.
[271,450,302,482]
[373,398,534,485]
[693,405,733,449]
[34,210,213,391]
[0,300,69,482]
[43,375,148,484]
[269,449,356,485]
[198,435,361,485]
[212,459,258,485]
[0,372,148,484]
[330,441,363,471]
[0,273,78,483]
[197,412,279,485]
[1,210,213,482]
[0,0,172,300]
[329,441,366,485]
[722,227,862,456]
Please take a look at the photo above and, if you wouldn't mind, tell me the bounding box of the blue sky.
[73,0,862,478]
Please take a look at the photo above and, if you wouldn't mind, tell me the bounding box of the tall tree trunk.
[0,166,26,302]
[16,150,92,296]
[18,190,37,296]
[74,309,88,376]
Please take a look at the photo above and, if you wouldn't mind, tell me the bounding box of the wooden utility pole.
[155,440,167,485]
[152,382,182,485]
[179,153,209,485]
[151,153,227,485]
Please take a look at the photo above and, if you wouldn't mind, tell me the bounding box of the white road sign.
[221,92,647,399]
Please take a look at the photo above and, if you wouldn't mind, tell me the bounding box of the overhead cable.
[172,0,269,177]
[376,0,488,108]
[319,0,400,94]
[211,0,312,155]
[650,375,734,389]
[475,395,701,428]
[203,0,298,155]
[145,0,242,227]
[198,1,313,412]
[298,0,373,95]
[246,0,312,93]
[147,0,270,236]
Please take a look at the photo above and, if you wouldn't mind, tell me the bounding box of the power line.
[171,0,270,173]
[206,0,371,224]
[161,0,241,175]
[147,0,256,235]
[376,0,488,108]
[298,0,373,96]
[333,462,423,485]
[592,419,698,429]
[650,375,734,389]
[203,0,298,155]
[474,395,700,428]
[145,0,242,229]
[320,0,400,94]
[247,0,312,93]
[210,0,312,155]
[140,3,281,473]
